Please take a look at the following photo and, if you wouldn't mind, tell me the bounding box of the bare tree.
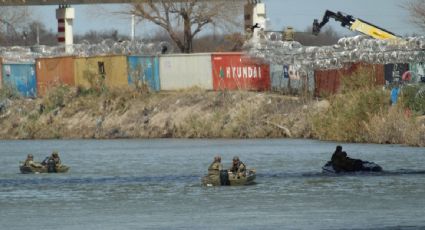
[127,0,243,53]
[0,6,31,45]
[407,0,425,31]
[25,21,57,46]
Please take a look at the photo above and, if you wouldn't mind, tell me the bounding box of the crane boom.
[313,10,398,39]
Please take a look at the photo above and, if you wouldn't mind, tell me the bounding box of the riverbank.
[0,85,424,146]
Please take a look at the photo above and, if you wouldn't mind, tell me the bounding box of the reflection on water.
[0,139,424,230]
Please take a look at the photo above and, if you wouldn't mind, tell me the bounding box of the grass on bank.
[310,68,425,146]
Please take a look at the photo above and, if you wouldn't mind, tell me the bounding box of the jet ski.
[322,160,383,174]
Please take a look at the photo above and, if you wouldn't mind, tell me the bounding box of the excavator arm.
[313,10,398,40]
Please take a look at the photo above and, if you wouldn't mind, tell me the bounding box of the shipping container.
[271,64,314,93]
[159,53,213,90]
[1,62,36,97]
[74,55,128,89]
[314,63,385,96]
[36,56,75,96]
[409,63,425,83]
[384,63,409,83]
[128,56,160,91]
[211,53,270,91]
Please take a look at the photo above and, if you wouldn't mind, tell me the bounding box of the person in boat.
[331,146,362,172]
[43,151,62,173]
[207,155,223,184]
[208,155,223,175]
[229,156,246,176]
[50,151,62,166]
[23,154,43,168]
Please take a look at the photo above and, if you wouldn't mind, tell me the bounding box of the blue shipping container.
[128,56,160,92]
[2,63,37,97]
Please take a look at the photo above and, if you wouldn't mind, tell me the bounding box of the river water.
[0,139,424,230]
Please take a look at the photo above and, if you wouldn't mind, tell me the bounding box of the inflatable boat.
[202,169,256,186]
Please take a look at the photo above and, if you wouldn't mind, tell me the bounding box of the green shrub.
[42,85,71,113]
[401,84,425,115]
[311,88,389,142]
[340,67,378,93]
[0,84,20,100]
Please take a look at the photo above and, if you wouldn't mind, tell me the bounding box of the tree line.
[1,0,423,52]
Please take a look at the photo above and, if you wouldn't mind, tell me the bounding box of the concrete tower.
[56,5,75,53]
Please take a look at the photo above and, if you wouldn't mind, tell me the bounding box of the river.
[0,139,424,230]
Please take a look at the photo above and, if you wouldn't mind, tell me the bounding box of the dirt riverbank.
[0,87,424,146]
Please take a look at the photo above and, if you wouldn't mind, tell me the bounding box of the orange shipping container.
[36,56,76,96]
[211,53,270,91]
[314,63,384,97]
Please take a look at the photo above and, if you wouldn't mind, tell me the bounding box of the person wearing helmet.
[43,151,62,173]
[208,155,223,174]
[205,155,223,186]
[23,154,43,168]
[229,156,246,176]
[50,151,62,166]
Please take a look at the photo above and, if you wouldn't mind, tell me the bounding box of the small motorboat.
[19,162,70,174]
[202,169,256,186]
[322,160,382,174]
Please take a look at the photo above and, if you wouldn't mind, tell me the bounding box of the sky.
[30,0,422,37]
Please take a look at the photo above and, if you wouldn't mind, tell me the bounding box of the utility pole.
[131,14,135,41]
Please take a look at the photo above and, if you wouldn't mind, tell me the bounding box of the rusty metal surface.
[36,56,76,96]
[314,63,385,96]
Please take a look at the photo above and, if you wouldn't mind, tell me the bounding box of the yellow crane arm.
[350,19,398,40]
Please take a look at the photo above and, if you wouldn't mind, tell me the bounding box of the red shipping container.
[314,63,384,96]
[211,53,270,91]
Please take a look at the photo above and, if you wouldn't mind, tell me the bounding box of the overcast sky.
[31,0,422,37]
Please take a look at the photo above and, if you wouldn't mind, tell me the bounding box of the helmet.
[232,156,239,161]
[52,151,59,157]
[214,155,221,162]
[27,154,33,158]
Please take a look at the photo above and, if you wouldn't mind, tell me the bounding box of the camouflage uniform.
[50,152,62,166]
[206,156,223,186]
[208,161,223,175]
[230,156,246,177]
[24,154,43,168]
